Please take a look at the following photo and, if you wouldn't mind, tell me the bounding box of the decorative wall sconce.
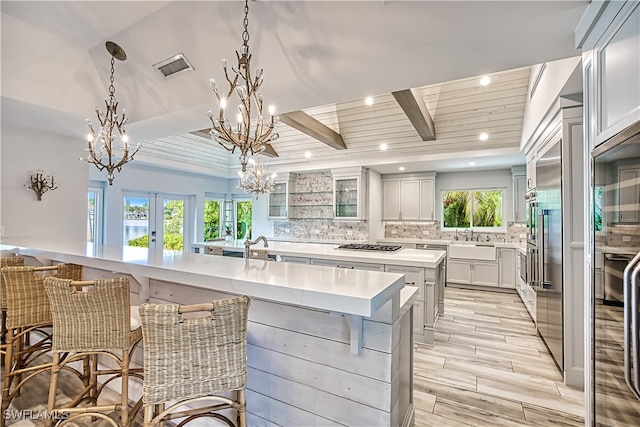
[24,170,58,201]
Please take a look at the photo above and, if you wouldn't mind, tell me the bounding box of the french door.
[123,192,190,254]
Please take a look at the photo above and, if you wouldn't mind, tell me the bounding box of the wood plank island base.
[0,239,443,426]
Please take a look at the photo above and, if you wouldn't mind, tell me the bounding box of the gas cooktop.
[337,244,403,252]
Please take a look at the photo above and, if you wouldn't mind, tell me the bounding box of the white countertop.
[1,238,406,318]
[378,237,525,250]
[199,240,446,269]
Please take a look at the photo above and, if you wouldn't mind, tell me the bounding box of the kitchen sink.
[448,244,496,260]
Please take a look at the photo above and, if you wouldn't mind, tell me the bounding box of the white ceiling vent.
[153,53,194,79]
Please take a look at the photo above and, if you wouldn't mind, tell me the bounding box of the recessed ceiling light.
[399,166,405,171]
[480,76,491,86]
[380,143,388,151]
[479,133,489,141]
[304,151,312,158]
[469,161,476,166]
[365,97,374,106]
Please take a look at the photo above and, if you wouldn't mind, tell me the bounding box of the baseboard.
[565,367,585,390]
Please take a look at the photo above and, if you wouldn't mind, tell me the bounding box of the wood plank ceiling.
[137,66,531,176]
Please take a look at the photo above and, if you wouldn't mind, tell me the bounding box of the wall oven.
[525,190,539,289]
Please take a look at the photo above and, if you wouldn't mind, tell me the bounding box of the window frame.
[440,188,507,233]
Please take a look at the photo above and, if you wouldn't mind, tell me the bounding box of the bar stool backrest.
[248,249,269,260]
[44,276,132,352]
[139,295,250,405]
[1,266,53,329]
[0,257,24,310]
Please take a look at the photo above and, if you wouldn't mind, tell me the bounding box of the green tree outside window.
[442,190,503,229]
[204,200,221,240]
[236,201,252,240]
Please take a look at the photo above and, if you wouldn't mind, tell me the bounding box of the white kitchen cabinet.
[382,173,436,221]
[385,265,426,336]
[513,174,526,223]
[332,167,367,220]
[618,167,640,222]
[419,178,435,221]
[447,259,498,287]
[310,258,384,271]
[280,255,311,265]
[526,155,536,190]
[498,248,516,289]
[382,180,420,220]
[578,1,640,147]
[447,260,472,285]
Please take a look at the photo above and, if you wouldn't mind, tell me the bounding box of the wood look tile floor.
[414,287,585,426]
[2,287,585,426]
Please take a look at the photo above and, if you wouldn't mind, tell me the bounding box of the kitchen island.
[200,239,446,346]
[1,239,417,426]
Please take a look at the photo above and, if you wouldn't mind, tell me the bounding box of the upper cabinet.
[382,173,436,221]
[267,173,295,220]
[512,166,526,223]
[332,167,368,220]
[577,1,640,148]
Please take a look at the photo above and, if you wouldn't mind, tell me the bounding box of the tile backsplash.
[273,172,369,241]
[384,221,527,245]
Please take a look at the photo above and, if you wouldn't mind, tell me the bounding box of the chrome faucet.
[244,236,269,266]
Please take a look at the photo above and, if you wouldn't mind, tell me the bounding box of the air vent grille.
[153,53,194,79]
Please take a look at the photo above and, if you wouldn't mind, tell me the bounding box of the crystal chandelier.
[237,158,277,197]
[84,41,140,185]
[206,0,279,173]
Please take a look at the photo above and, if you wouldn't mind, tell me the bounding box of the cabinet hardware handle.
[337,265,354,269]
[406,281,416,285]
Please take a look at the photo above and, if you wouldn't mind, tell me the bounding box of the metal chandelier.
[84,41,140,185]
[206,0,279,173]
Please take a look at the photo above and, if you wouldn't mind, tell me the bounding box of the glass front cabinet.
[267,173,295,220]
[332,167,367,220]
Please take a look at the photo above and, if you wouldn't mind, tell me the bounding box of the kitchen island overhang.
[1,239,419,426]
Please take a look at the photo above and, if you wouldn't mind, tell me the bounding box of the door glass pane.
[236,201,252,240]
[336,178,357,217]
[87,192,97,243]
[163,199,184,252]
[204,200,221,240]
[124,196,150,247]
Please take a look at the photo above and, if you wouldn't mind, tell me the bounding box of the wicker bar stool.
[248,248,269,260]
[44,276,144,427]
[139,295,250,426]
[0,264,84,427]
[205,245,224,256]
[0,257,24,366]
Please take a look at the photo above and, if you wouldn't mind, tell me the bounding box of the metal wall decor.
[25,170,58,201]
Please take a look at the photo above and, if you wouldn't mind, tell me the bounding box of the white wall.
[435,169,516,223]
[1,121,87,241]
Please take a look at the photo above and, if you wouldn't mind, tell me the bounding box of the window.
[236,200,252,240]
[204,199,222,240]
[87,186,103,253]
[442,189,504,230]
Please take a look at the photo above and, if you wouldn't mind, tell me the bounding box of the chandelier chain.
[242,0,249,48]
[108,56,116,102]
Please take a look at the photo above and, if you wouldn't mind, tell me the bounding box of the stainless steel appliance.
[337,244,402,252]
[536,140,563,371]
[591,122,640,424]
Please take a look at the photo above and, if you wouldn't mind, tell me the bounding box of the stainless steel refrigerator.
[536,140,563,371]
[591,123,640,425]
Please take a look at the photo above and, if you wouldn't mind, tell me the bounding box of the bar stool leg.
[238,389,247,427]
[45,352,61,427]
[0,329,14,427]
[120,350,130,427]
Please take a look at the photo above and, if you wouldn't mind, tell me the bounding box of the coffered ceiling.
[1,1,589,178]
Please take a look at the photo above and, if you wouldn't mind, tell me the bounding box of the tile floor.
[3,287,586,426]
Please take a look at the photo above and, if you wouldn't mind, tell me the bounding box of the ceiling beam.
[190,129,279,158]
[391,88,436,141]
[279,111,347,150]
